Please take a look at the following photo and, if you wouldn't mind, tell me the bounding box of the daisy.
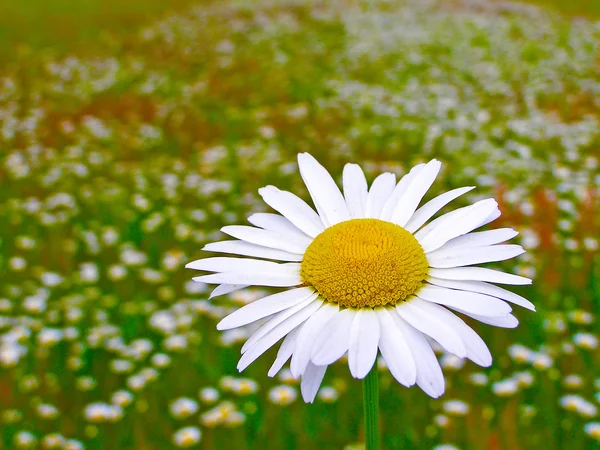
[186,153,534,403]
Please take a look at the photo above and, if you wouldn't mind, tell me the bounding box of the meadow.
[0,0,599,449]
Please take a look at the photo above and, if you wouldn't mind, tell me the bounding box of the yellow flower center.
[301,218,429,308]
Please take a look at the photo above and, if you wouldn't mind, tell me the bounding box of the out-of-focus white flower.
[268,385,298,405]
[173,427,202,448]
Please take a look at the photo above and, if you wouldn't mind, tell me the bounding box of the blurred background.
[1,0,599,449]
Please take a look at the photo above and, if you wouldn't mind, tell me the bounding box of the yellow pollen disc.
[301,218,429,308]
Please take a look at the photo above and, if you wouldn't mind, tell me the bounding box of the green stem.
[363,366,380,450]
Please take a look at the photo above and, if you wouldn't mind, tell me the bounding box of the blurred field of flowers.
[1,0,599,449]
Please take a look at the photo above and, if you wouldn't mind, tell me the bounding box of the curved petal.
[437,228,518,251]
[209,283,249,299]
[203,240,303,262]
[375,308,417,386]
[396,301,466,357]
[390,313,445,398]
[221,225,308,254]
[301,362,327,403]
[379,164,425,221]
[217,287,316,330]
[365,172,396,218]
[241,293,318,353]
[427,277,535,311]
[268,327,301,377]
[428,267,532,285]
[389,159,442,227]
[427,245,525,268]
[311,309,355,366]
[298,153,350,227]
[237,298,322,371]
[290,303,339,378]
[416,284,512,316]
[193,263,301,287]
[416,199,499,253]
[409,299,492,367]
[187,256,292,273]
[348,309,380,379]
[247,213,312,242]
[404,186,475,233]
[452,309,519,328]
[259,185,325,237]
[343,163,368,219]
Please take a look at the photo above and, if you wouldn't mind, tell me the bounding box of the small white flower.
[268,385,298,405]
[170,398,199,419]
[173,427,201,447]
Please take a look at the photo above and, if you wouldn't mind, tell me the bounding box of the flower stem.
[363,366,380,450]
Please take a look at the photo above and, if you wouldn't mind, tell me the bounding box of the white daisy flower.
[186,153,534,403]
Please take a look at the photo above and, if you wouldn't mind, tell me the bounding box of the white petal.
[301,362,327,403]
[409,299,492,367]
[396,301,466,357]
[416,199,499,253]
[259,185,324,237]
[237,299,322,372]
[297,153,350,227]
[375,308,417,386]
[437,228,519,252]
[290,303,339,378]
[248,212,312,242]
[481,208,501,227]
[241,293,318,353]
[217,287,316,330]
[404,186,475,233]
[343,163,368,218]
[221,225,308,254]
[379,164,425,221]
[416,284,512,316]
[311,309,355,366]
[187,256,292,273]
[348,309,380,379]
[365,172,396,218]
[427,244,525,268]
[390,313,445,397]
[209,284,249,299]
[427,278,535,311]
[453,310,519,328]
[389,160,442,226]
[428,267,532,285]
[193,263,301,287]
[268,327,300,377]
[203,240,303,262]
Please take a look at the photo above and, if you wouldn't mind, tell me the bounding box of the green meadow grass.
[0,0,599,449]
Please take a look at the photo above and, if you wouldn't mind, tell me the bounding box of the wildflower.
[268,385,298,405]
[111,390,134,407]
[14,431,37,448]
[468,373,488,386]
[41,433,65,448]
[560,395,597,418]
[584,422,600,441]
[187,154,533,402]
[169,398,199,419]
[443,400,470,416]
[173,427,202,447]
[199,387,220,404]
[492,379,519,397]
[318,386,339,403]
[573,333,598,350]
[563,374,584,389]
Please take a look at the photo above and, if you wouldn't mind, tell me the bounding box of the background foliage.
[1,0,599,449]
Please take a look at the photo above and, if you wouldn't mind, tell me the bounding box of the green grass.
[0,0,599,449]
[0,0,198,60]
